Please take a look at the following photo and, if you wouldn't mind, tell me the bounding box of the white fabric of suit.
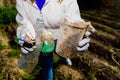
[16,0,91,54]
[16,0,84,41]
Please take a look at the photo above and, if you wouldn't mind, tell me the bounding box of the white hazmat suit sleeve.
[62,0,84,22]
[16,0,35,39]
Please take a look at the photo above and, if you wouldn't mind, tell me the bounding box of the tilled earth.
[54,10,120,80]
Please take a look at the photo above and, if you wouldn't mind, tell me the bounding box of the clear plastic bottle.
[35,13,45,51]
[35,13,54,54]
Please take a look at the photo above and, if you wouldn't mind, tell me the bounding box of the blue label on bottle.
[36,18,44,24]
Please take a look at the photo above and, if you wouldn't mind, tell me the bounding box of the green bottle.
[41,30,54,53]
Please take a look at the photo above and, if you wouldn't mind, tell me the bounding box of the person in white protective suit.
[16,0,96,80]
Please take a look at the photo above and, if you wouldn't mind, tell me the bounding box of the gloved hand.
[76,22,96,52]
[18,33,36,54]
[77,37,90,52]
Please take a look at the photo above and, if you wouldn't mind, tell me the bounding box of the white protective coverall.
[16,0,84,44]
